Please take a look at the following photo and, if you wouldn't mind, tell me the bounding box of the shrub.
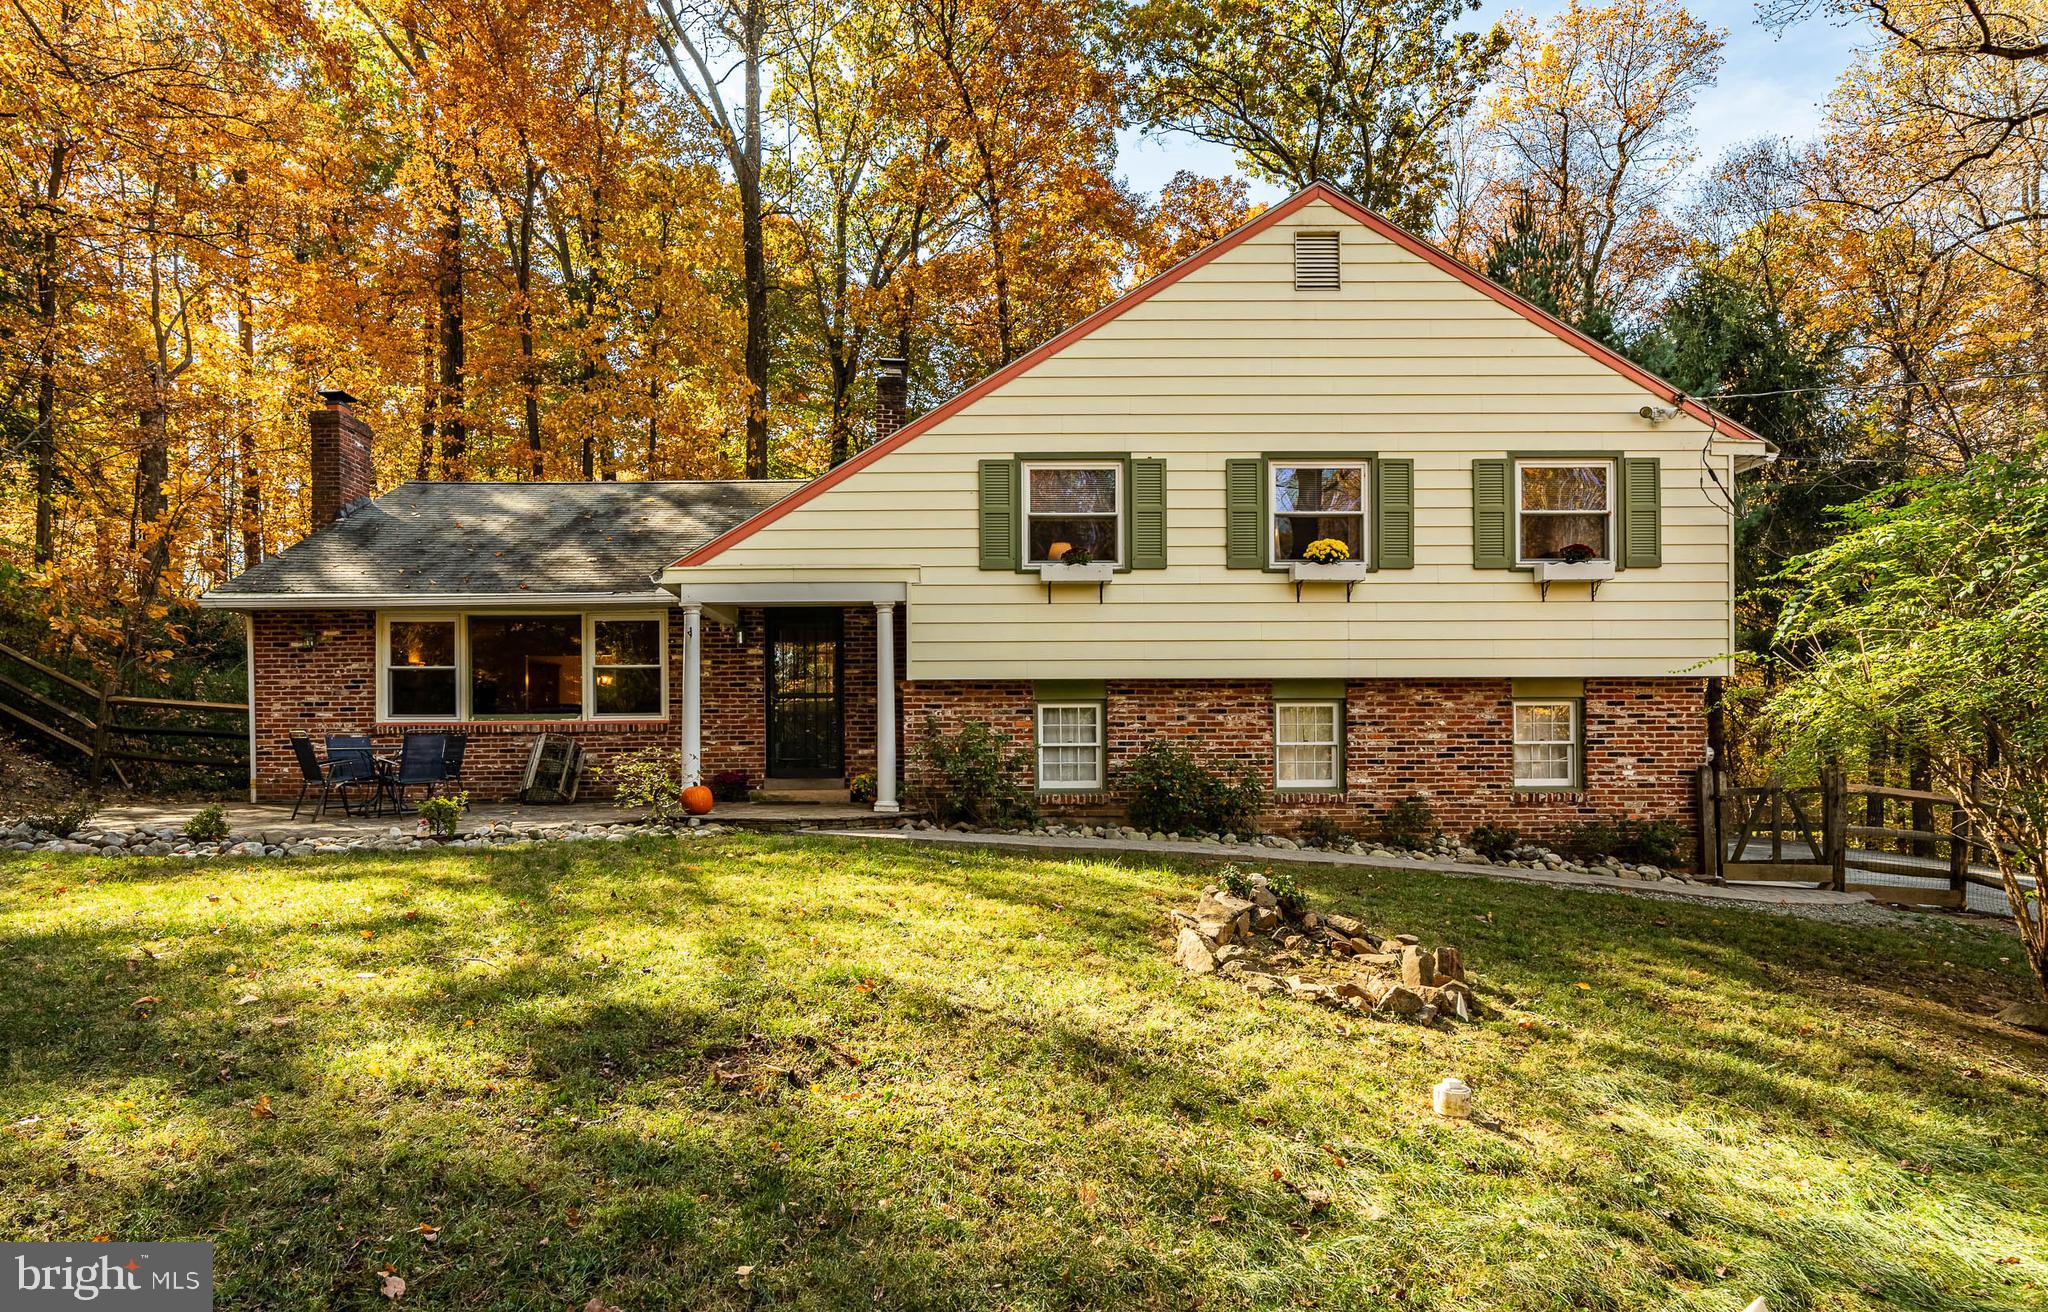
[1122,742,1262,836]
[708,770,751,803]
[912,717,1036,828]
[182,803,231,843]
[1376,794,1436,849]
[25,799,98,837]
[1301,814,1347,849]
[849,772,877,804]
[416,791,467,838]
[1467,823,1521,860]
[608,747,686,825]
[1557,817,1686,867]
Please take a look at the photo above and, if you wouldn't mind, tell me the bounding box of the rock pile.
[0,817,731,859]
[1168,871,1477,1023]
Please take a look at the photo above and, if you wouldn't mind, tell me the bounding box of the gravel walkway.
[815,827,2015,932]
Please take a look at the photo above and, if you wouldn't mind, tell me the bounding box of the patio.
[90,798,902,842]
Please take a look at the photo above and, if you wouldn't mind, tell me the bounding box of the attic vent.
[1294,231,1340,290]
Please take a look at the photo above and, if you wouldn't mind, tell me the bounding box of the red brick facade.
[250,607,1700,847]
[248,604,904,802]
[899,677,1706,846]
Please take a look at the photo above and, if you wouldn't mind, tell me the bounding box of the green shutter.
[1471,458,1512,569]
[977,459,1019,571]
[1373,458,1415,569]
[1620,456,1662,569]
[1130,458,1167,569]
[1225,458,1264,569]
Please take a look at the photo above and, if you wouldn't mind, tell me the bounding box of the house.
[202,183,1770,846]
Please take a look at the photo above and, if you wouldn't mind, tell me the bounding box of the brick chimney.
[309,389,374,528]
[875,357,909,442]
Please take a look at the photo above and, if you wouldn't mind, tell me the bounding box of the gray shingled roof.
[206,479,805,599]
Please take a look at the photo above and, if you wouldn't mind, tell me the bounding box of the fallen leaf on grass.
[249,1094,275,1120]
[415,1224,439,1244]
[583,1300,621,1312]
[235,993,260,1005]
[379,1272,405,1299]
[1574,982,1593,990]
[132,996,160,1007]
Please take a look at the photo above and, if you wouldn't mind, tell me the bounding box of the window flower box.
[1531,557,1616,600]
[1286,561,1371,583]
[1034,561,1116,582]
[1530,559,1615,584]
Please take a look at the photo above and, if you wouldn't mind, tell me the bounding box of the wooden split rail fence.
[0,642,246,789]
[1702,768,2002,909]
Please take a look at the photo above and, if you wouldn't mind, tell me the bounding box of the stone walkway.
[814,826,1882,910]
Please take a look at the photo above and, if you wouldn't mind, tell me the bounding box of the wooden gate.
[1705,769,1991,909]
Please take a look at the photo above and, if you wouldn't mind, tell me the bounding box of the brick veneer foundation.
[248,605,902,802]
[900,678,1706,848]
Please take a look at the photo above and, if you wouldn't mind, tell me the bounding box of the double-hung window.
[1023,462,1121,565]
[386,619,458,719]
[1274,701,1342,789]
[1271,462,1368,564]
[594,619,664,717]
[1037,703,1104,789]
[1512,700,1579,787]
[1516,460,1613,564]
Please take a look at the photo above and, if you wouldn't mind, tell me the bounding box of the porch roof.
[202,479,805,608]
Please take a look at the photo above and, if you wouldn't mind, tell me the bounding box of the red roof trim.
[672,181,1759,569]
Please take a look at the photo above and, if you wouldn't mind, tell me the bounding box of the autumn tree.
[1463,0,1724,322]
[1117,0,1505,228]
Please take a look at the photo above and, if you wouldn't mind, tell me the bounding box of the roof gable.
[673,181,1760,570]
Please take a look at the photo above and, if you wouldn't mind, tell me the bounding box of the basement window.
[1037,702,1105,790]
[1512,700,1580,788]
[1294,231,1340,290]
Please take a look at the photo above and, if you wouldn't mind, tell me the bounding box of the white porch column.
[680,603,703,787]
[873,601,900,813]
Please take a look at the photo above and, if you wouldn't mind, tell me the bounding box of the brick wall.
[901,678,1705,847]
[250,605,902,802]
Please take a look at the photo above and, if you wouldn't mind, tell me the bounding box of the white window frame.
[375,609,668,723]
[1268,460,1370,568]
[1021,460,1123,566]
[1514,459,1614,567]
[1512,699,1580,788]
[378,613,461,723]
[1035,701,1105,791]
[1273,701,1342,790]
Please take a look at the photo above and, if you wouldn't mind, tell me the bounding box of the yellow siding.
[666,200,1743,680]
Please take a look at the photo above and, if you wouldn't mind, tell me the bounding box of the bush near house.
[1122,742,1262,836]
[1376,794,1437,849]
[911,717,1036,828]
[1466,823,1521,860]
[607,747,686,825]
[1558,817,1686,867]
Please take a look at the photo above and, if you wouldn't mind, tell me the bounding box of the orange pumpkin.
[681,784,716,815]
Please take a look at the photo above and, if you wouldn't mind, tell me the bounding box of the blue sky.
[1115,0,1870,203]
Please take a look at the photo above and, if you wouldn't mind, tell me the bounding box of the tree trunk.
[31,139,69,566]
[436,199,466,478]
[738,12,770,479]
[517,158,542,478]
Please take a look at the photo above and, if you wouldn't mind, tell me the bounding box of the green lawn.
[1,834,2043,1311]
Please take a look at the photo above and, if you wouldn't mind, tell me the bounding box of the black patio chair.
[386,733,450,814]
[324,734,384,815]
[441,733,467,786]
[291,734,373,820]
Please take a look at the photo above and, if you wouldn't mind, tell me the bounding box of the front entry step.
[755,778,853,804]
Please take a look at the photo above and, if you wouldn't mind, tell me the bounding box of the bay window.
[1516,460,1612,564]
[378,612,666,722]
[1024,462,1121,565]
[1271,462,1367,564]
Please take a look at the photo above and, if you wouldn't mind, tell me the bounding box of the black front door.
[765,609,843,777]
